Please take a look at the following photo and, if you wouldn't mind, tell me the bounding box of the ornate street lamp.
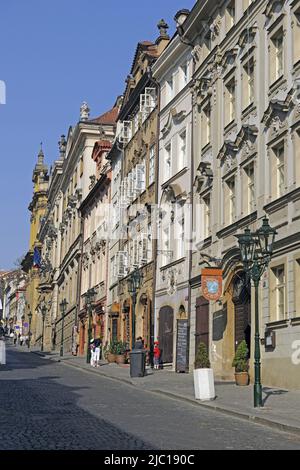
[127,269,143,349]
[59,299,68,357]
[40,304,47,352]
[236,217,277,408]
[83,288,97,364]
[27,311,32,349]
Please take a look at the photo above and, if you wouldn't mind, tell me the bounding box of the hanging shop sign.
[201,268,223,302]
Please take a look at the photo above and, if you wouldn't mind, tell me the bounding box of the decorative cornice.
[161,108,187,138]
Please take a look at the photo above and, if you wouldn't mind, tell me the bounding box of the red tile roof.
[88,106,119,125]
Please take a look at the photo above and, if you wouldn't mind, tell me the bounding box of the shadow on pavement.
[0,347,155,450]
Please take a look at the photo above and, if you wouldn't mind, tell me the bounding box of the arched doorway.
[158,306,174,363]
[232,272,251,355]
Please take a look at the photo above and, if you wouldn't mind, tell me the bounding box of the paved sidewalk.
[31,348,300,436]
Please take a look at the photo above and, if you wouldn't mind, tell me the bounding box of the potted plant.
[232,340,249,386]
[115,341,127,364]
[193,342,215,401]
[107,340,118,363]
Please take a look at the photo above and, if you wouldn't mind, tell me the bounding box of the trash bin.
[130,349,146,377]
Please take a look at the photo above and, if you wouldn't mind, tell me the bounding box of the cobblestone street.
[0,346,300,450]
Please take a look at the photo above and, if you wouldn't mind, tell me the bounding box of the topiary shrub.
[232,340,249,372]
[194,342,210,369]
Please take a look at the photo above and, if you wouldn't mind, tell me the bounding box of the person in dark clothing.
[93,338,102,367]
[134,336,144,350]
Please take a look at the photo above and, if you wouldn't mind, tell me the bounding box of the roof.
[88,106,119,125]
[130,41,159,74]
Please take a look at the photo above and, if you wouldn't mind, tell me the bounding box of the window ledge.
[224,120,236,134]
[160,257,186,272]
[268,75,286,96]
[265,319,289,330]
[291,317,300,326]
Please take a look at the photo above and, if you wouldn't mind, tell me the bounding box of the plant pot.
[107,353,116,363]
[115,354,125,365]
[193,368,215,401]
[235,372,249,386]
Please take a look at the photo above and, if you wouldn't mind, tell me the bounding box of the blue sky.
[0,0,195,270]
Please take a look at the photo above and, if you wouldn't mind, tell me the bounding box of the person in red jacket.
[153,341,161,370]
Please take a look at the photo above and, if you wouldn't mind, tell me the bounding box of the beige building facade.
[180,0,300,389]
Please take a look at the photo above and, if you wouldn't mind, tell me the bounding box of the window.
[202,102,211,148]
[147,222,153,262]
[275,144,285,197]
[203,31,211,56]
[271,28,284,82]
[225,77,236,125]
[135,161,146,193]
[140,88,156,122]
[164,144,171,181]
[180,63,188,88]
[203,195,211,239]
[177,215,185,259]
[178,130,186,171]
[80,157,84,176]
[162,225,170,265]
[226,0,236,31]
[226,176,236,224]
[133,112,139,135]
[245,163,255,213]
[293,7,300,63]
[272,265,286,320]
[149,145,155,185]
[243,59,255,109]
[166,76,174,103]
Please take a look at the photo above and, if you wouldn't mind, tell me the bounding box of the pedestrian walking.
[153,341,161,370]
[93,338,102,367]
[90,338,95,367]
[13,332,17,346]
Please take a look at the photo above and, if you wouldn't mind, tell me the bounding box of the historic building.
[78,101,120,356]
[22,148,49,345]
[110,21,170,350]
[152,10,193,369]
[36,137,65,351]
[1,270,27,334]
[180,0,300,389]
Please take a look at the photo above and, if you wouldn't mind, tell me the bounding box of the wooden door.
[195,296,209,355]
[158,306,174,363]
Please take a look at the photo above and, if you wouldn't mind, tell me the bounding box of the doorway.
[232,272,251,356]
[195,296,209,356]
[158,306,174,363]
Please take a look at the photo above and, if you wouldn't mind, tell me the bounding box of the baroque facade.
[108,21,170,351]
[21,0,300,391]
[180,0,300,389]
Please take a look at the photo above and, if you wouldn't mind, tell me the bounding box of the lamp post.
[28,311,32,349]
[83,288,97,364]
[236,217,277,408]
[59,299,68,357]
[40,304,47,352]
[127,268,143,350]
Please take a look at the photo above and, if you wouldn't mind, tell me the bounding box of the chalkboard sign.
[176,320,189,373]
[212,303,227,341]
